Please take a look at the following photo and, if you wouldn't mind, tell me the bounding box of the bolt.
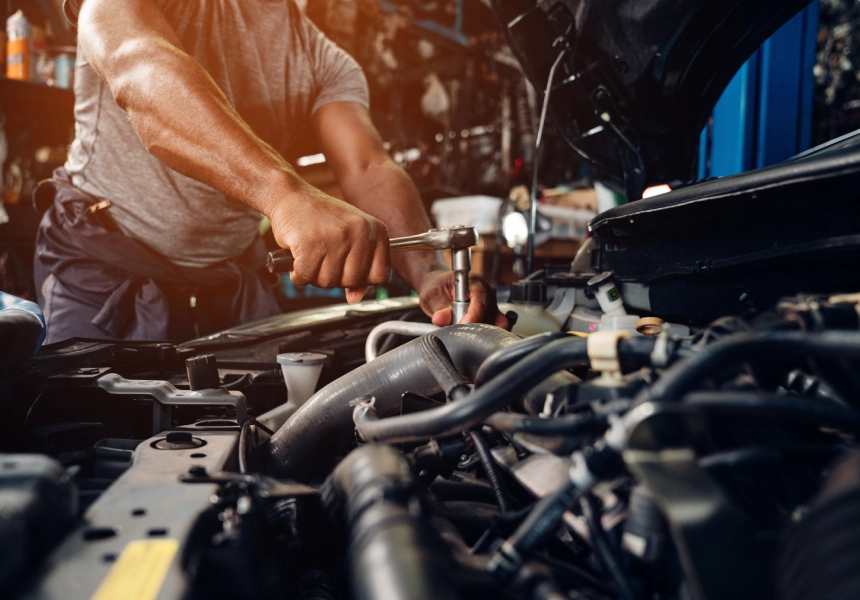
[166,431,193,444]
[188,465,207,477]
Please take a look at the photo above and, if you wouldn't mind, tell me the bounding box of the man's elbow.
[104,40,166,110]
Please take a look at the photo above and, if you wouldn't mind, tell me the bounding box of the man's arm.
[313,102,508,327]
[77,0,388,300]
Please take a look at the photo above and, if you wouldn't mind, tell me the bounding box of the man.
[35,0,507,343]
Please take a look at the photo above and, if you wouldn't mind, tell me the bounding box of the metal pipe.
[452,247,471,324]
[365,321,439,363]
[528,48,569,276]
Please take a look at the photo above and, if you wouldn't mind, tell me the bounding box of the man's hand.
[267,180,390,304]
[416,270,510,328]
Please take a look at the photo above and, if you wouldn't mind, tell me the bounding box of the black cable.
[475,332,570,387]
[682,391,860,433]
[640,331,860,405]
[528,47,570,276]
[484,412,605,436]
[255,420,275,436]
[353,337,590,444]
[487,478,582,583]
[580,494,638,600]
[491,197,514,288]
[467,429,511,515]
[222,373,251,390]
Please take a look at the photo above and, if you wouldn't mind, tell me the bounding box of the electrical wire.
[468,429,511,515]
[580,494,639,600]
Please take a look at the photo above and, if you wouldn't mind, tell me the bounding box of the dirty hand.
[268,182,390,304]
[416,270,510,328]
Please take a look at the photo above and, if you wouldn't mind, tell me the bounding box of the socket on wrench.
[266,226,478,323]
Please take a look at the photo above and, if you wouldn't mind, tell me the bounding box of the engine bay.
[4,259,860,600]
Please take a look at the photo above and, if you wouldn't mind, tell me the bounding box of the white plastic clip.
[587,330,631,379]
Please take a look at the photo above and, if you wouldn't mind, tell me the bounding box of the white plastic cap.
[276,352,327,410]
[277,352,327,366]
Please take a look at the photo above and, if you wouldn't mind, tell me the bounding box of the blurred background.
[0,0,856,311]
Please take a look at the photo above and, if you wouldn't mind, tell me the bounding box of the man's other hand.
[268,181,390,303]
[416,270,510,328]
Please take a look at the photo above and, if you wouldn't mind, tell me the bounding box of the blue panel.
[698,1,819,179]
[698,122,709,180]
[708,61,758,177]
[756,12,805,168]
[799,4,819,152]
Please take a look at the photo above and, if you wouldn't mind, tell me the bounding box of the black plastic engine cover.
[588,139,860,323]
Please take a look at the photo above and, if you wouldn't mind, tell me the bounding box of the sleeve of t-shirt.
[302,16,370,114]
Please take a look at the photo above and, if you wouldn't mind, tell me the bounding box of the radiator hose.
[263,325,525,480]
[328,445,460,600]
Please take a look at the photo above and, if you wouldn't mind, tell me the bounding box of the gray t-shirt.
[65,0,369,267]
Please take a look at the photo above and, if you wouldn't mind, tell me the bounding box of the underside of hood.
[488,0,813,198]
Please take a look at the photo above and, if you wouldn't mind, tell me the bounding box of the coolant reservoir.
[277,352,327,412]
[499,281,561,336]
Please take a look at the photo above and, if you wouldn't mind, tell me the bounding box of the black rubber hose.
[580,494,638,600]
[487,477,582,583]
[682,391,860,433]
[484,412,606,436]
[421,334,469,399]
[331,446,459,600]
[475,332,570,387]
[265,324,523,481]
[468,429,511,515]
[353,337,590,444]
[640,331,860,405]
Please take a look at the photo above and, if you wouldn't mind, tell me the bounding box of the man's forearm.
[78,0,302,217]
[338,159,448,289]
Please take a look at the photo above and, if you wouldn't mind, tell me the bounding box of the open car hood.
[488,0,813,197]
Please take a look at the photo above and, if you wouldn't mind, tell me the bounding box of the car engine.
[4,249,860,600]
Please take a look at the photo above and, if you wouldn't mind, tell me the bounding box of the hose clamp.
[587,330,631,378]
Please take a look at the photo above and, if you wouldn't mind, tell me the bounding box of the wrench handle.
[266,249,295,273]
[267,244,416,273]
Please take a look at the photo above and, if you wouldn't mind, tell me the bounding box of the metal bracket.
[96,373,247,435]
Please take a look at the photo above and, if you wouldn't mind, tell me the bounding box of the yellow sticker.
[90,539,179,600]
